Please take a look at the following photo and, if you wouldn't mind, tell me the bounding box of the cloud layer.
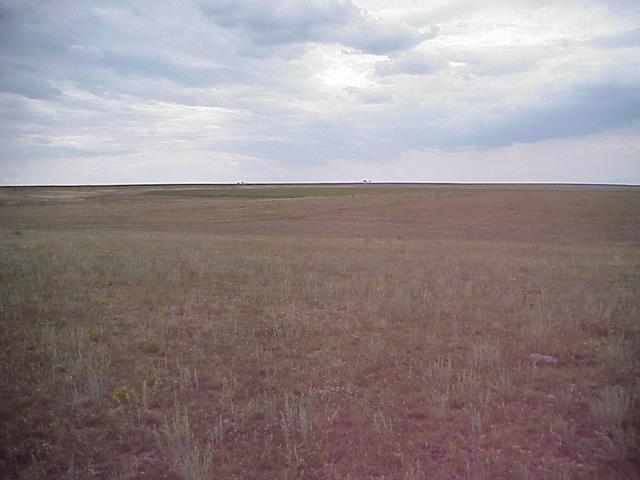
[1,0,639,184]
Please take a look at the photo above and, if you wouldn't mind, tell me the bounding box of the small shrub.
[279,394,315,445]
[160,406,214,480]
[141,339,161,354]
[72,350,110,401]
[429,356,453,387]
[470,342,501,370]
[430,385,452,418]
[87,327,103,343]
[110,386,135,405]
[495,369,512,392]
[367,338,385,361]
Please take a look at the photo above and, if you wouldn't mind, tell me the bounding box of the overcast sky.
[1,0,639,185]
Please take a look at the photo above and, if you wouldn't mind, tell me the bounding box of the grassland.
[145,185,424,198]
[0,184,639,479]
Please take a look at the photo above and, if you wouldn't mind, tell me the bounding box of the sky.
[1,0,639,185]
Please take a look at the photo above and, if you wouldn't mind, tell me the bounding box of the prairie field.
[0,184,639,480]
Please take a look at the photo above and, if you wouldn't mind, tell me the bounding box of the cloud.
[590,27,640,49]
[0,64,62,99]
[397,0,480,26]
[199,0,430,54]
[375,50,446,76]
[343,86,392,104]
[3,143,135,160]
[443,46,548,77]
[68,44,105,61]
[462,82,640,148]
[97,50,246,87]
[1,0,639,184]
[395,127,640,185]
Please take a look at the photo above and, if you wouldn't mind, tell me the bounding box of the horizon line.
[1,181,639,188]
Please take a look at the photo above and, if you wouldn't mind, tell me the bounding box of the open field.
[1,184,639,479]
[144,186,424,198]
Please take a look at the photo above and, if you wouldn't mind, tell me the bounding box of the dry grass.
[0,184,639,479]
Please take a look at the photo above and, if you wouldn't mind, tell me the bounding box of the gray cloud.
[445,46,548,77]
[466,83,640,148]
[590,27,640,49]
[210,79,640,164]
[375,51,446,76]
[2,143,135,160]
[199,0,430,54]
[98,50,244,87]
[0,63,62,99]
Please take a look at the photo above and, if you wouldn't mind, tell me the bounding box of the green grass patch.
[146,186,424,198]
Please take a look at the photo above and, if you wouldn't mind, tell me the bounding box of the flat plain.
[0,184,639,479]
